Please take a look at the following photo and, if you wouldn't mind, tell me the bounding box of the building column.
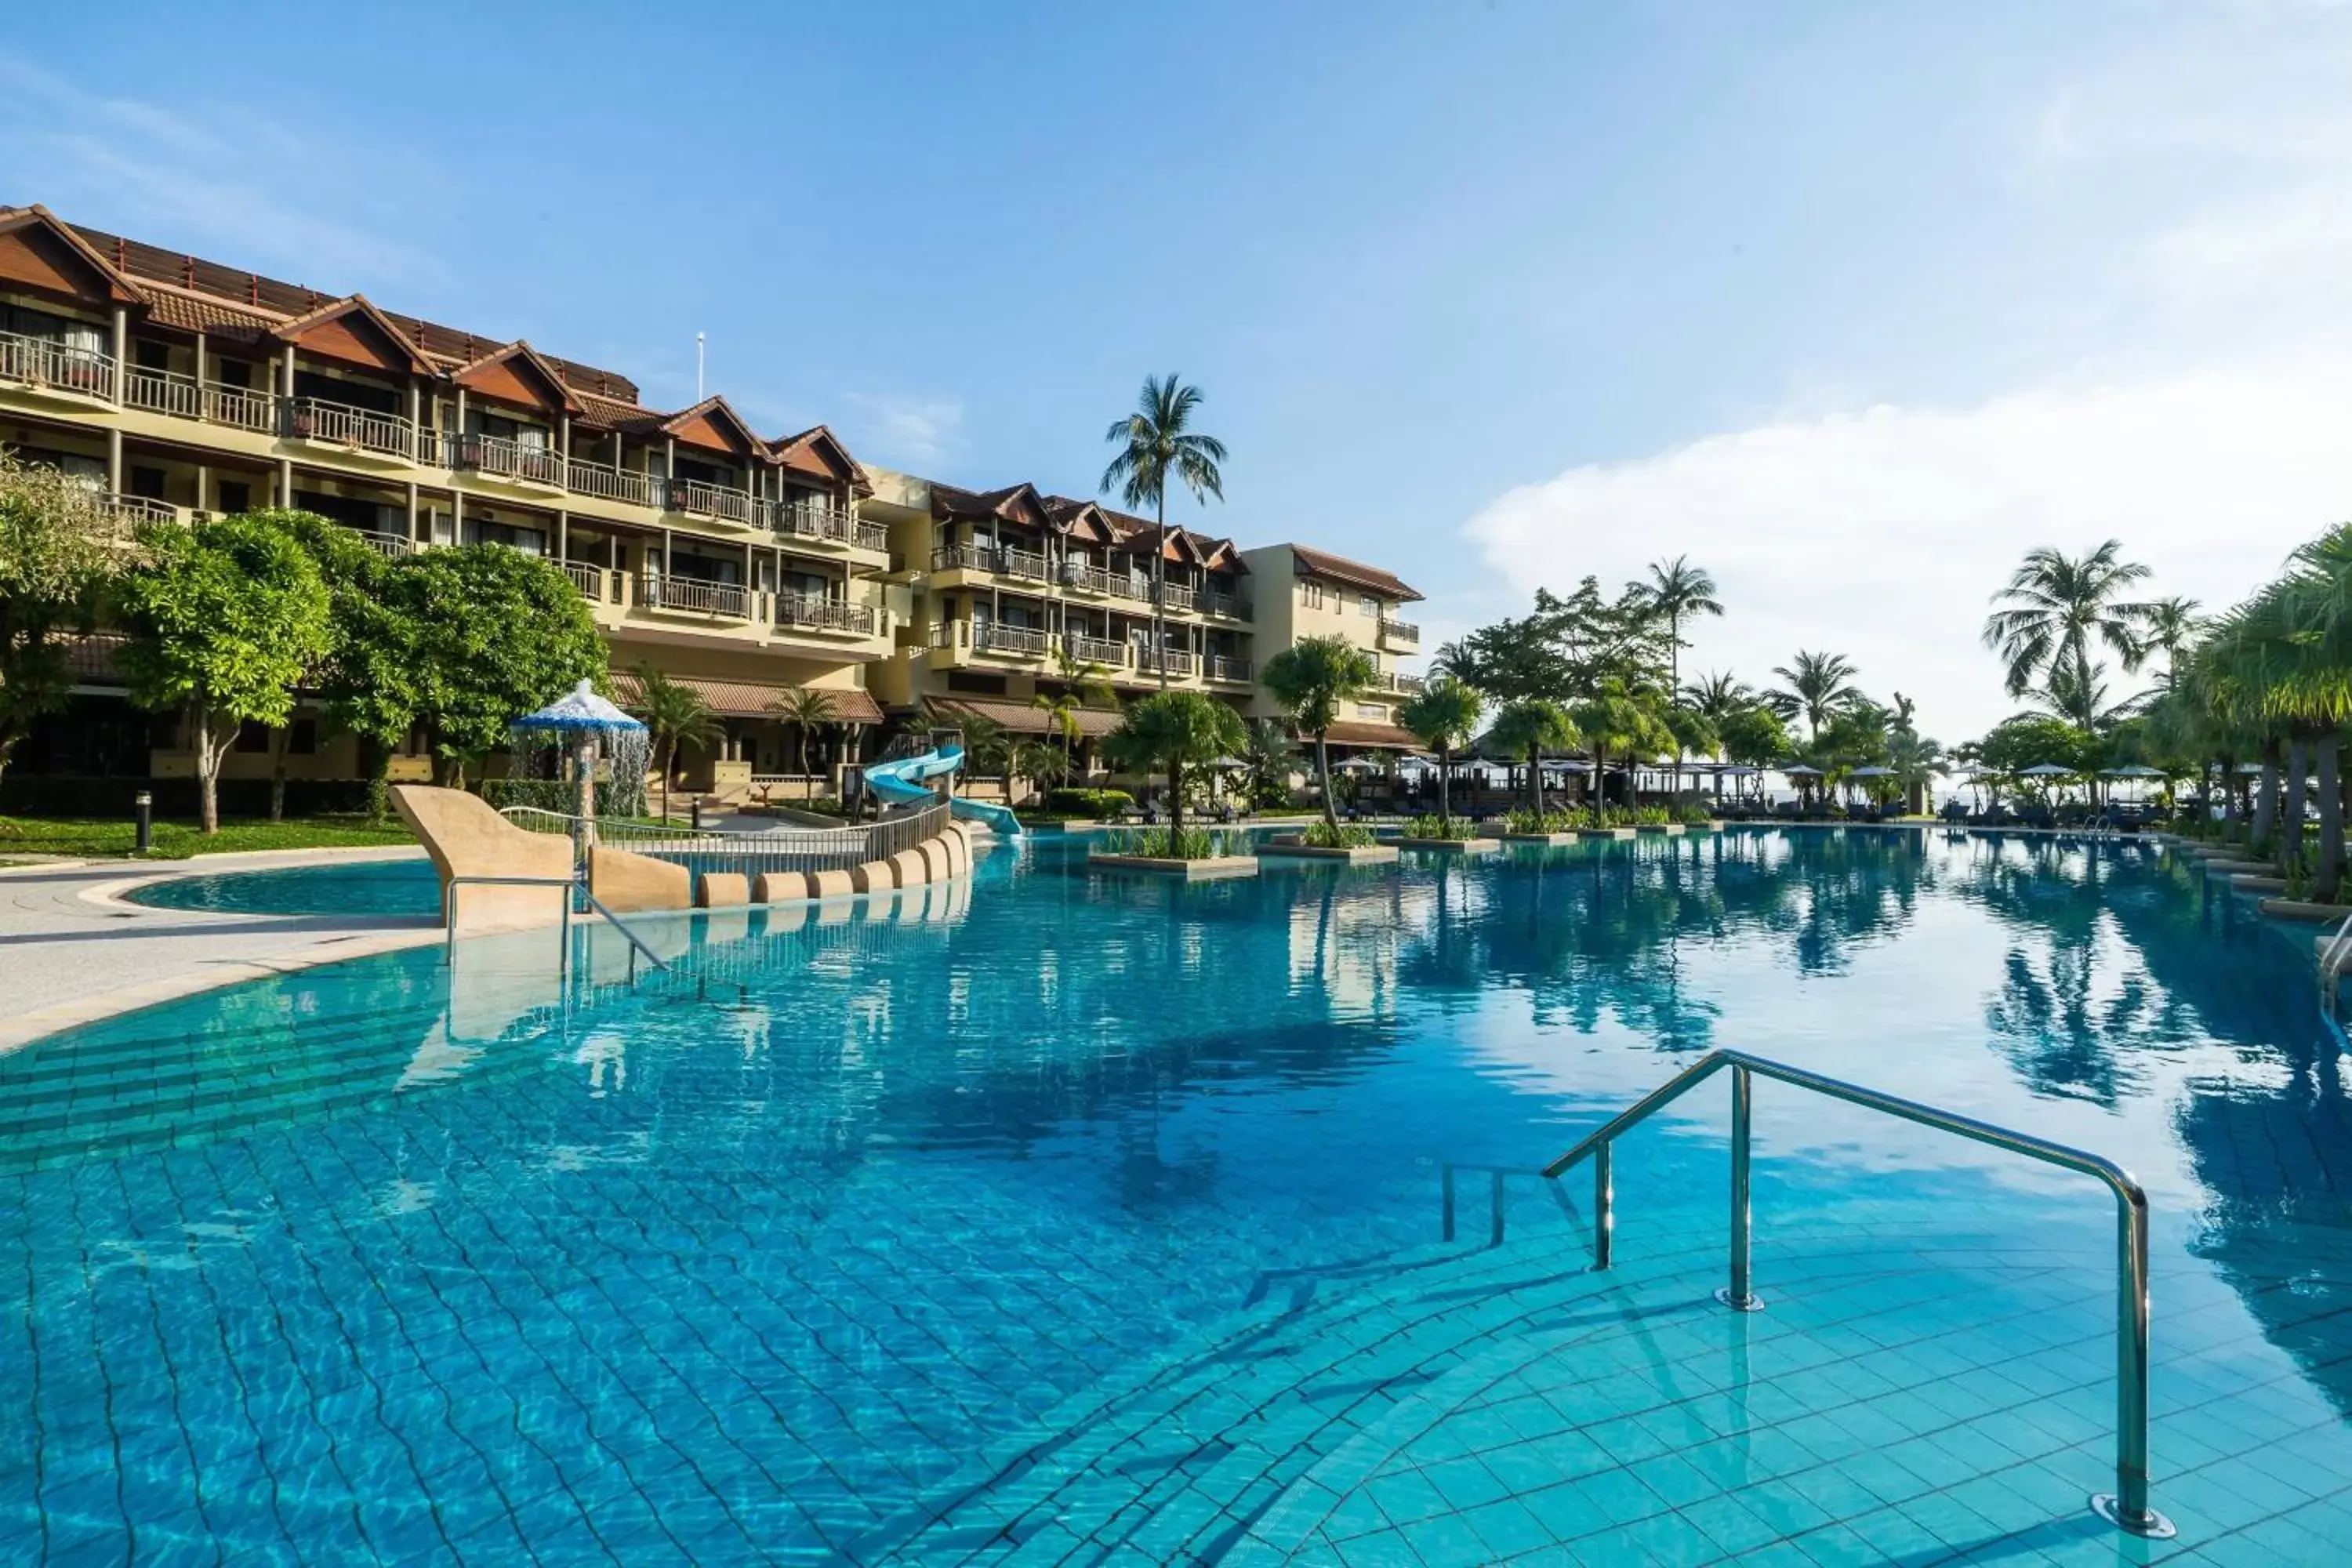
[408,380,423,461]
[556,510,568,564]
[406,481,420,542]
[193,330,206,394]
[278,458,293,507]
[106,428,122,495]
[194,463,209,516]
[109,306,126,405]
[452,489,465,546]
[662,527,673,577]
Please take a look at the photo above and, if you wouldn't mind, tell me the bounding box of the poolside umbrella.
[512,679,647,844]
[2100,763,2165,804]
[1780,764,1824,775]
[2018,763,2074,776]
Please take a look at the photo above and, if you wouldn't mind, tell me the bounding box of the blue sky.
[6,2,2348,737]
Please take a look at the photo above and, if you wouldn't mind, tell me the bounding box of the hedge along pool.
[9,827,2352,1565]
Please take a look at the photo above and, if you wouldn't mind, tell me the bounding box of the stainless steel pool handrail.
[1541,1048,2176,1541]
[442,875,670,980]
[2320,915,2352,1013]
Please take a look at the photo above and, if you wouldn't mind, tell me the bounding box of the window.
[234,720,270,753]
[218,481,251,514]
[134,341,171,372]
[1301,581,1324,609]
[476,520,546,557]
[129,466,168,501]
[289,718,318,756]
[1359,593,1378,617]
[1356,703,1387,721]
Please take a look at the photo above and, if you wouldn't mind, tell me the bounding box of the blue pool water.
[125,855,441,916]
[6,829,2350,1564]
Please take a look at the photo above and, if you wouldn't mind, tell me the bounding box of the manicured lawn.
[0,814,416,862]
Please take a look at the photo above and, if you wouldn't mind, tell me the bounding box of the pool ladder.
[441,875,671,980]
[1534,1049,2176,1540]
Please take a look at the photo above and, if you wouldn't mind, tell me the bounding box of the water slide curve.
[862,743,1024,839]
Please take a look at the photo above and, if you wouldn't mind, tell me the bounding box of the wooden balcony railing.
[0,330,115,401]
[639,573,751,619]
[287,397,413,457]
[1381,618,1421,644]
[565,459,656,507]
[665,477,757,525]
[774,594,877,635]
[453,431,564,486]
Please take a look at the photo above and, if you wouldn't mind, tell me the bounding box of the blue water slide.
[863,743,1024,838]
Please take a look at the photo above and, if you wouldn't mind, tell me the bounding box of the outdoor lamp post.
[134,789,152,855]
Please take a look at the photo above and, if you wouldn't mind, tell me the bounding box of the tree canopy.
[0,453,134,785]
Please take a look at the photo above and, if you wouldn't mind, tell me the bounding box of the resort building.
[1240,543,1425,753]
[0,201,1429,798]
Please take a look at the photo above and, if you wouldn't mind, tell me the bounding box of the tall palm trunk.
[2282,738,2310,873]
[1437,741,1453,824]
[1312,730,1338,831]
[2254,742,2280,851]
[1526,744,1543,815]
[1152,490,1167,691]
[1168,758,1186,843]
[2318,737,2343,903]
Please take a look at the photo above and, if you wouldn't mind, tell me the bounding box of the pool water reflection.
[5,828,2348,1565]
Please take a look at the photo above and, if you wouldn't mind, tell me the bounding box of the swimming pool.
[5,829,2346,1563]
[125,854,441,916]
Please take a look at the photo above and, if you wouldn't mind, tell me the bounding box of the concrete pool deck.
[0,845,440,1055]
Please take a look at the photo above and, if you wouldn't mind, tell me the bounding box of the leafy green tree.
[0,452,131,789]
[392,544,605,789]
[768,685,839,779]
[1486,698,1580,816]
[1033,643,1117,775]
[1399,676,1482,826]
[1639,555,1722,693]
[1104,690,1247,846]
[1717,705,1788,769]
[629,661,723,822]
[1765,650,1864,739]
[1983,540,2152,699]
[1239,717,1296,809]
[115,515,332,833]
[1261,633,1377,832]
[1571,677,1677,803]
[1101,374,1227,689]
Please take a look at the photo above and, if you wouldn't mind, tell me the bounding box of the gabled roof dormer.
[0,205,147,307]
[771,424,870,496]
[932,481,1052,530]
[659,394,767,458]
[451,339,585,417]
[271,293,435,376]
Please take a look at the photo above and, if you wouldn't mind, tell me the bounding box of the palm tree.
[1261,633,1377,833]
[627,661,724,822]
[766,685,839,780]
[2138,596,2203,691]
[1486,699,1579,816]
[1034,643,1117,778]
[1572,678,1678,805]
[1641,555,1723,693]
[1983,540,2154,699]
[1399,677,1482,826]
[1103,691,1247,847]
[1679,671,1753,730]
[1101,374,1228,690]
[1239,717,1296,811]
[1764,651,1864,739]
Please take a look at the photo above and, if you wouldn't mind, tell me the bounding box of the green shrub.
[1502,808,1575,833]
[1045,786,1135,820]
[1302,821,1376,848]
[1118,826,1214,859]
[1403,814,1475,840]
[483,778,626,817]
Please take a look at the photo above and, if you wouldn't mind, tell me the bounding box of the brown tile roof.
[1287,545,1421,603]
[1324,720,1423,750]
[270,293,438,376]
[927,696,1123,739]
[140,284,279,336]
[610,671,882,724]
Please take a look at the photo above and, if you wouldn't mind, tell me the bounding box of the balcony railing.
[1200,590,1250,620]
[1204,654,1253,683]
[562,561,606,599]
[665,477,757,525]
[1000,546,1047,581]
[355,528,414,560]
[1063,633,1127,667]
[1374,671,1428,695]
[1382,618,1421,644]
[639,573,751,619]
[566,459,656,507]
[0,330,115,401]
[452,431,564,486]
[120,366,281,437]
[853,520,887,552]
[932,543,995,575]
[974,622,1051,658]
[775,594,877,635]
[772,499,856,544]
[1149,648,1198,677]
[1060,561,1121,596]
[100,494,179,527]
[1160,583,1196,612]
[287,397,413,457]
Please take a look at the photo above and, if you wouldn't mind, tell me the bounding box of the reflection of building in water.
[1285,873,1425,1019]
[575,1031,629,1095]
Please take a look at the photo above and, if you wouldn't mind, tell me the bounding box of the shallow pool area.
[123,853,441,917]
[6,829,2350,1565]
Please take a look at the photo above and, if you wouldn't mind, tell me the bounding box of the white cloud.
[1463,357,2352,742]
[842,393,964,467]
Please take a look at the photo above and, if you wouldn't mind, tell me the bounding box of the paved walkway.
[0,847,441,1054]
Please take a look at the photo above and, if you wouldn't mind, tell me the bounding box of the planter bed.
[2230,873,2290,895]
[2264,898,2352,923]
[1384,837,1500,854]
[1635,823,1687,836]
[1498,831,1580,846]
[1577,827,1639,841]
[1257,843,1401,866]
[2203,858,2274,877]
[1086,851,1260,880]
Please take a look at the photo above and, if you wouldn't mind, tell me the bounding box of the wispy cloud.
[0,53,443,288]
[842,393,965,468]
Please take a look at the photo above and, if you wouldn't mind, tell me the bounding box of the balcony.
[665,477,757,526]
[1200,590,1250,621]
[287,397,414,460]
[562,561,608,599]
[1375,671,1428,695]
[1062,633,1128,667]
[975,622,1051,658]
[452,431,564,488]
[1204,654,1253,684]
[931,542,1050,580]
[122,366,280,435]
[775,593,878,636]
[1160,583,1196,613]
[565,459,657,507]
[1381,617,1421,645]
[0,330,115,404]
[1147,648,1197,678]
[99,494,180,527]
[354,529,414,560]
[639,573,751,620]
[772,499,860,547]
